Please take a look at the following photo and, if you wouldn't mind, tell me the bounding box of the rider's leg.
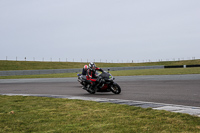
[88,80,97,91]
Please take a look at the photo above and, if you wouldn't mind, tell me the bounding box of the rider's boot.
[82,86,87,90]
[86,84,91,91]
[88,83,95,92]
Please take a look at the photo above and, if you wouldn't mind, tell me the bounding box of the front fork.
[109,82,116,91]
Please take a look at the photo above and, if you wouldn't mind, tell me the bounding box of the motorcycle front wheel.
[111,83,121,94]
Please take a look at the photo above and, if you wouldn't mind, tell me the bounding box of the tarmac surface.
[0,74,200,116]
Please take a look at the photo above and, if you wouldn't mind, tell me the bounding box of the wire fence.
[1,56,198,63]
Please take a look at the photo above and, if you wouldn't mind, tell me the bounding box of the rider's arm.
[96,67,103,72]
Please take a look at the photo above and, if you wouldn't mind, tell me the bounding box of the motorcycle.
[77,69,121,94]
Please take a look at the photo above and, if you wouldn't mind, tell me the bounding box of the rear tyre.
[111,83,121,94]
[87,89,95,94]
[86,85,96,94]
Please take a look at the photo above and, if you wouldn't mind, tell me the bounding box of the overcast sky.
[0,0,200,63]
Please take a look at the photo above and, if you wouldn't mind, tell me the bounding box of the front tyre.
[111,83,121,94]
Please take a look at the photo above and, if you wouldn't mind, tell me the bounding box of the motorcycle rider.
[82,65,88,75]
[86,62,103,91]
[81,65,88,90]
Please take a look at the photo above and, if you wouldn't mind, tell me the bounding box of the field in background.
[1,67,200,79]
[0,59,200,71]
[1,60,200,79]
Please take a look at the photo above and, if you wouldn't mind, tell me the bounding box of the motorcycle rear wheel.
[111,83,121,94]
[87,89,95,94]
[86,85,96,94]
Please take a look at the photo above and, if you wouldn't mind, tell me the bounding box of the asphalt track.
[0,74,200,107]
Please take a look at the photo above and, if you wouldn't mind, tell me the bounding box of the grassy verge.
[0,73,77,79]
[0,95,200,132]
[1,59,200,71]
[111,67,200,76]
[1,67,200,79]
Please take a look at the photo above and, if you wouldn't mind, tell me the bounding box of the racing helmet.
[84,65,88,70]
[89,62,96,71]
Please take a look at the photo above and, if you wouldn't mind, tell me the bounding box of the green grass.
[1,60,200,79]
[0,95,200,132]
[1,59,200,71]
[1,67,200,79]
[111,67,200,76]
[0,73,77,79]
